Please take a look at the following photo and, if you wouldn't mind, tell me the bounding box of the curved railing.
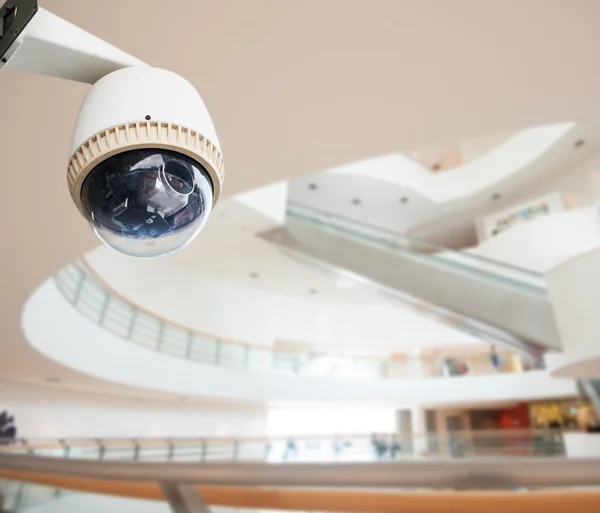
[54,260,532,379]
[0,429,568,462]
[1,431,598,513]
[286,200,548,296]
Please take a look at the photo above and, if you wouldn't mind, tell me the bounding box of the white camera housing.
[68,66,223,187]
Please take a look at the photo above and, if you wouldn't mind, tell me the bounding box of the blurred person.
[3,416,16,438]
[371,434,388,460]
[490,346,501,372]
[0,411,8,436]
[439,359,451,377]
[0,415,16,445]
[540,420,563,456]
[283,438,297,461]
[389,439,402,459]
[332,439,344,460]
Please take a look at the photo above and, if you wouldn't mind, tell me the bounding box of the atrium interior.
[1,1,600,512]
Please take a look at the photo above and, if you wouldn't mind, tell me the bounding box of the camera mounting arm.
[0,0,145,84]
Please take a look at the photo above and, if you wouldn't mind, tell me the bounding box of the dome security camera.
[0,0,224,257]
[68,66,224,257]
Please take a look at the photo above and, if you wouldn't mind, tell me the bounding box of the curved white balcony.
[21,261,578,404]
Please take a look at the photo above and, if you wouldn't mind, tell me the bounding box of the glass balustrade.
[0,430,566,463]
[0,431,580,512]
[286,200,548,297]
[53,260,536,379]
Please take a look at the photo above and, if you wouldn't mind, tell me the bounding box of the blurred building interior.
[2,0,600,512]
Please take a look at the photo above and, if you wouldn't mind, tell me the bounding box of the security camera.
[69,66,224,257]
[0,0,224,257]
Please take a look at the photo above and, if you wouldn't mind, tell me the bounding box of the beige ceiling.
[1,0,600,395]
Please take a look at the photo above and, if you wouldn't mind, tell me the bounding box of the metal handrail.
[2,470,600,513]
[1,452,598,489]
[0,429,570,464]
[0,428,570,447]
[54,260,533,379]
[287,200,543,278]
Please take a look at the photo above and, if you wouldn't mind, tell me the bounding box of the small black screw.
[145,115,151,120]
[1,58,6,64]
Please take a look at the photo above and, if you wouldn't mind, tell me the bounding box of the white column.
[407,348,423,378]
[411,405,428,457]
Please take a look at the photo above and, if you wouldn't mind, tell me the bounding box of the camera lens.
[162,159,194,195]
[81,149,214,258]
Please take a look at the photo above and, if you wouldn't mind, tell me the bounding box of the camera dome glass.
[81,149,213,257]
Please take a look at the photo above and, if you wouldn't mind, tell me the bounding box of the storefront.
[529,398,596,430]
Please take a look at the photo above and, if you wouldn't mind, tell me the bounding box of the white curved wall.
[328,123,574,202]
[0,382,266,439]
[545,246,600,378]
[23,279,579,405]
[84,246,480,351]
[563,433,600,459]
[468,207,600,272]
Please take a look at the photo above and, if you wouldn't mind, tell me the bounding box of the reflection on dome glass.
[81,149,213,257]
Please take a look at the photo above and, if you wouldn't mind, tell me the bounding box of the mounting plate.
[0,0,38,63]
